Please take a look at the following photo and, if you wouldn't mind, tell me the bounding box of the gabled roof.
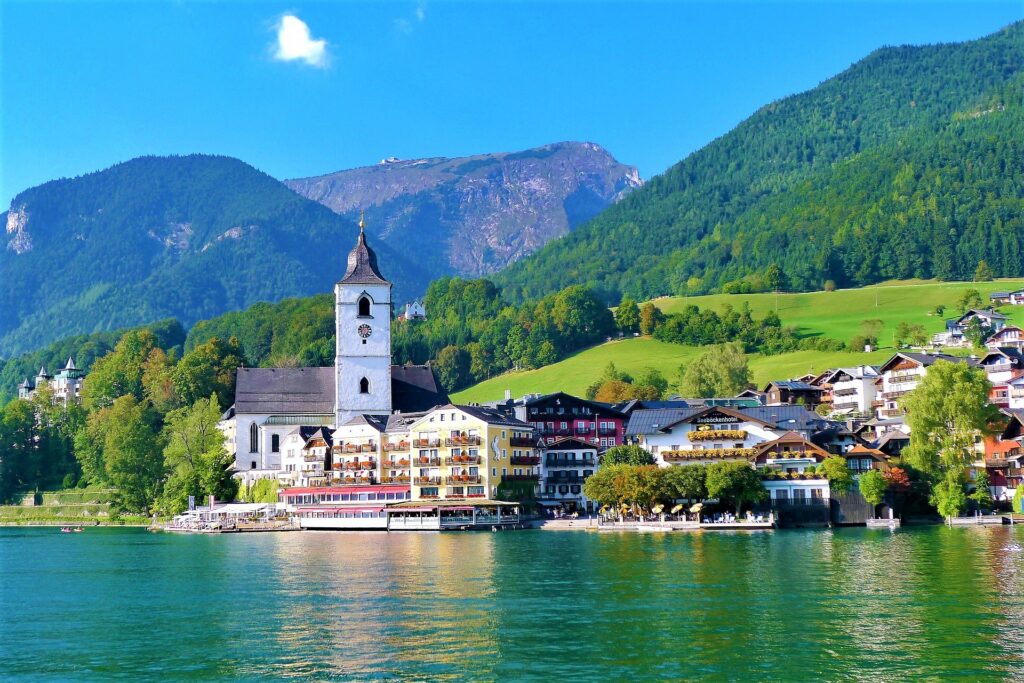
[339,222,388,285]
[753,432,830,459]
[235,367,335,415]
[762,380,821,392]
[452,404,532,428]
[625,404,830,437]
[877,352,974,373]
[287,425,324,442]
[844,444,888,460]
[990,292,1010,299]
[338,414,389,432]
[979,347,1024,365]
[523,391,626,416]
[391,364,448,413]
[988,325,1024,339]
[952,308,1009,325]
[303,427,334,448]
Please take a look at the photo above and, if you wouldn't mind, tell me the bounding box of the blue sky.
[2,1,1022,206]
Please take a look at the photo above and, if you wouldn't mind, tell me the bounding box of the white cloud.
[273,14,328,68]
[395,3,426,35]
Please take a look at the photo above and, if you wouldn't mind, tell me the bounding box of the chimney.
[505,389,512,401]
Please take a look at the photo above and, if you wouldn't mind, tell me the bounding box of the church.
[221,218,449,481]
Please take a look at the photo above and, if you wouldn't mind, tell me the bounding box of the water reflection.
[3,526,1024,681]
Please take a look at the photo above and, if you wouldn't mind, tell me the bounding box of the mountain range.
[286,142,641,278]
[1,143,638,357]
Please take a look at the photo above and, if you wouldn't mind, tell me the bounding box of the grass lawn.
[653,279,1024,343]
[453,279,1021,404]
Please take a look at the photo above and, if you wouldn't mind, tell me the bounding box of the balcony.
[381,475,411,484]
[303,454,322,462]
[414,476,441,486]
[504,473,539,481]
[445,455,482,465]
[445,435,481,446]
[414,439,441,448]
[880,390,909,400]
[338,443,376,454]
[539,428,573,437]
[414,456,441,467]
[335,476,377,486]
[662,448,756,461]
[689,429,746,442]
[383,441,410,452]
[510,455,540,466]
[510,436,536,447]
[382,459,410,469]
[598,427,617,436]
[446,474,482,485]
[545,458,595,468]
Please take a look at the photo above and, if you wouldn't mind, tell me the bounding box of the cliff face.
[286,141,641,278]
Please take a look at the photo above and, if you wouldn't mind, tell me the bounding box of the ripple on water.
[1,526,1023,681]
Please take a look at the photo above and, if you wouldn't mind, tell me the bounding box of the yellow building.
[404,404,538,501]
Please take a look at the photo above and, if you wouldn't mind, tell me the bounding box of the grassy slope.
[453,280,1024,403]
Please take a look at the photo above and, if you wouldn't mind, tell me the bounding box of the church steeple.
[339,212,388,285]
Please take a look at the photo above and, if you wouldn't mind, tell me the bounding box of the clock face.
[357,324,372,339]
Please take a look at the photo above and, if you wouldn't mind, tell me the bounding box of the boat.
[60,527,73,533]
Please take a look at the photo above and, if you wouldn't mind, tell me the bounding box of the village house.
[985,325,1024,351]
[538,437,599,514]
[932,309,1008,347]
[821,365,880,416]
[500,392,629,450]
[875,352,975,418]
[990,288,1024,306]
[976,347,1024,408]
[762,380,824,408]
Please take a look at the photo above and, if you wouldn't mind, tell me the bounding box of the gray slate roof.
[235,367,335,415]
[339,226,388,285]
[625,405,832,437]
[234,364,448,415]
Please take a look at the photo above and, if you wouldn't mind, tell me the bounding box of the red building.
[512,392,628,450]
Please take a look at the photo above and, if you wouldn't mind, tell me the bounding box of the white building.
[821,365,879,416]
[875,352,974,418]
[932,309,1008,347]
[538,437,598,513]
[17,357,86,405]
[986,326,1024,351]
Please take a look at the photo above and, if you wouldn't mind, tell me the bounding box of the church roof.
[339,221,388,286]
[391,364,449,412]
[235,367,336,415]
[233,364,448,416]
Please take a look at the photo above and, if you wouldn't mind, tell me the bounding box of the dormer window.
[358,296,372,318]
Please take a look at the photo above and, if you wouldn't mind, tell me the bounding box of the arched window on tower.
[358,296,371,317]
[359,377,370,394]
[249,423,258,453]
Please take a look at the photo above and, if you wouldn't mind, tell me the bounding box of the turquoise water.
[2,526,1024,681]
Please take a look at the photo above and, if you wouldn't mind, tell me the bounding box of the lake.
[2,526,1023,681]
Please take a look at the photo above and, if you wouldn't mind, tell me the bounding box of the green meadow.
[452,280,1024,404]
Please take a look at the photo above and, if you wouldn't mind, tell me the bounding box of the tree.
[821,456,855,493]
[957,288,983,313]
[963,318,991,348]
[932,468,968,521]
[764,263,783,292]
[96,395,164,514]
[678,342,751,398]
[901,361,996,477]
[602,445,655,466]
[884,466,911,493]
[933,304,946,317]
[706,461,767,514]
[858,469,889,516]
[634,368,669,399]
[663,464,708,502]
[969,468,993,510]
[158,395,237,515]
[638,303,665,336]
[974,260,994,282]
[615,297,641,333]
[0,400,40,502]
[908,324,928,347]
[859,318,884,347]
[81,330,160,411]
[142,347,180,413]
[434,345,472,391]
[593,380,635,403]
[172,337,242,408]
[894,322,911,348]
[242,478,279,504]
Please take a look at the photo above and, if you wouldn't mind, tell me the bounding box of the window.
[492,468,497,477]
[359,377,370,394]
[250,461,256,469]
[271,434,280,453]
[249,423,258,453]
[358,296,371,317]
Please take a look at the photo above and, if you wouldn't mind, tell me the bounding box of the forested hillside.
[0,155,428,357]
[496,22,1024,303]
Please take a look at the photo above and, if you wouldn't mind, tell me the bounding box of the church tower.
[335,214,392,426]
